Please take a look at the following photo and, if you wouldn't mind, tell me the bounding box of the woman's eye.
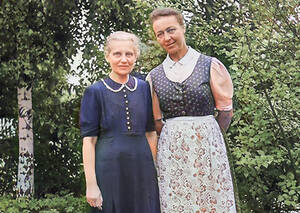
[167,28,176,34]
[113,52,121,56]
[126,52,134,57]
[156,33,163,38]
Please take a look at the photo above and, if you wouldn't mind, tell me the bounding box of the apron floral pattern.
[157,116,236,213]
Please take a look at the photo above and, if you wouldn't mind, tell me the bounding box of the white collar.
[163,47,199,69]
[101,76,138,93]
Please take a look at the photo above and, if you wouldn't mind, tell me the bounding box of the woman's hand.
[86,184,103,210]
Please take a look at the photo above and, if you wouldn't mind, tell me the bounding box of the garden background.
[0,0,299,212]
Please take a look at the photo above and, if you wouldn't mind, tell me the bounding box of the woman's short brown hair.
[150,8,184,27]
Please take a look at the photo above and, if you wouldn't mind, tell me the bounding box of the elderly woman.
[80,31,160,213]
[146,8,237,213]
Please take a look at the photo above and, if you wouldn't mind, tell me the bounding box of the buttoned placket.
[123,89,131,131]
[101,77,138,131]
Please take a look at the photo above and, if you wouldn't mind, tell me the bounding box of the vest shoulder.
[150,64,163,76]
[199,53,212,61]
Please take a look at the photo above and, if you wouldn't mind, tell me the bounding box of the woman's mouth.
[166,42,176,48]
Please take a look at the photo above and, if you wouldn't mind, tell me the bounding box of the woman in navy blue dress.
[80,31,160,213]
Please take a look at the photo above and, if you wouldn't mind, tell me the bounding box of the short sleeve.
[80,86,101,137]
[210,58,233,111]
[145,82,155,132]
[145,73,153,97]
[146,72,163,121]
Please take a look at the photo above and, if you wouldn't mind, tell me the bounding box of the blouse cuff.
[217,104,233,111]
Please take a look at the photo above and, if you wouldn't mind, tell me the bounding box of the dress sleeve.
[146,73,163,120]
[145,82,155,132]
[210,58,233,111]
[145,73,153,97]
[80,86,101,137]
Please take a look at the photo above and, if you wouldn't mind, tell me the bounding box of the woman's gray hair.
[104,31,140,58]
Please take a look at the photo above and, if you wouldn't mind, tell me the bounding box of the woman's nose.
[164,33,171,41]
[120,55,127,62]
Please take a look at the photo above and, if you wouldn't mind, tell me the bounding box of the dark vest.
[150,54,215,120]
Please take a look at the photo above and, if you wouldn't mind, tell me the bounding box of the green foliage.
[0,0,82,87]
[0,193,87,213]
[0,0,85,197]
[0,133,18,195]
[226,0,300,211]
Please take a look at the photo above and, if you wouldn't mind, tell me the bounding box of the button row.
[123,89,131,130]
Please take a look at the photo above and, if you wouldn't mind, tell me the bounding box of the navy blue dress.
[80,75,160,213]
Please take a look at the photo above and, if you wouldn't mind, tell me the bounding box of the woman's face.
[105,40,137,77]
[152,15,187,57]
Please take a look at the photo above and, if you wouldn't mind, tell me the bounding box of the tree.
[0,1,83,197]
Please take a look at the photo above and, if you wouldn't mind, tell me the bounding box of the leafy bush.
[0,193,88,213]
[226,1,300,211]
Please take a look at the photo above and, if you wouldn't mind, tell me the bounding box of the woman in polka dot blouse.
[146,8,237,213]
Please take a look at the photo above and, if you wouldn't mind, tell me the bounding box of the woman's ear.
[104,55,109,63]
